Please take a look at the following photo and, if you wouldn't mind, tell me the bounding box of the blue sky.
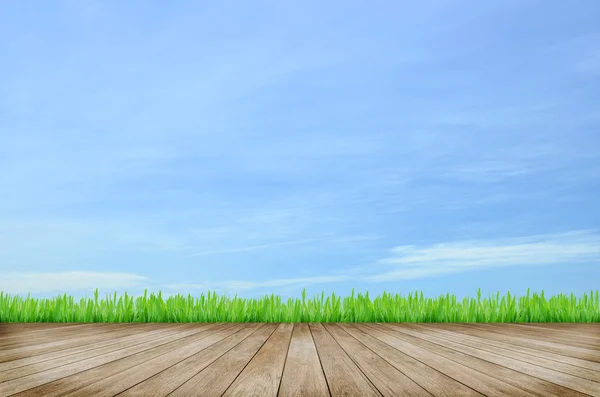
[1,0,599,301]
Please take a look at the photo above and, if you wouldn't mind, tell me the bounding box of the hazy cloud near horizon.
[1,231,598,298]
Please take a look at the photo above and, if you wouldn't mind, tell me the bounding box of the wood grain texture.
[0,324,180,363]
[309,323,381,397]
[326,324,431,397]
[473,323,600,350]
[278,323,330,397]
[0,324,177,378]
[342,323,484,397]
[0,323,99,341]
[119,323,270,397]
[0,323,119,350]
[433,323,600,362]
[3,323,229,397]
[399,323,600,383]
[514,323,600,341]
[0,323,597,397]
[382,323,594,397]
[61,324,245,397]
[169,324,278,397]
[361,323,538,397]
[221,323,294,397]
[422,323,600,372]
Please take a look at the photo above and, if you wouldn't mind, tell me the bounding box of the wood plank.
[309,323,381,397]
[400,323,600,382]
[381,323,594,397]
[71,322,257,396]
[422,323,600,372]
[115,323,270,397]
[0,324,170,362]
[459,323,600,351]
[221,323,294,397]
[0,324,122,348]
[517,323,600,341]
[278,323,330,397]
[0,323,79,330]
[0,324,146,352]
[0,323,91,339]
[361,324,538,397]
[0,324,177,372]
[53,324,245,397]
[0,323,119,349]
[326,324,431,397]
[433,323,600,362]
[475,323,600,350]
[0,324,128,358]
[342,324,483,397]
[527,323,600,329]
[0,324,185,381]
[2,323,230,397]
[167,324,279,397]
[0,323,97,332]
[495,323,600,341]
[1,323,597,397]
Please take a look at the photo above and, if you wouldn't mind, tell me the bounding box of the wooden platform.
[0,322,598,396]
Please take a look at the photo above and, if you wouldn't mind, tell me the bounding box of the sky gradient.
[1,0,599,301]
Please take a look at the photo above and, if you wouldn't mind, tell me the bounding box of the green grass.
[1,288,598,323]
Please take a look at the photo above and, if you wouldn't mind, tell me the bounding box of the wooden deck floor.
[0,322,598,397]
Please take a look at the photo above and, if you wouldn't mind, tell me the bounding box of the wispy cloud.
[368,231,600,282]
[169,231,600,293]
[2,231,598,296]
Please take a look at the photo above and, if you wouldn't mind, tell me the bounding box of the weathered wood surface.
[0,323,598,396]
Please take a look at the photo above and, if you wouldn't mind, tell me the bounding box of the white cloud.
[3,231,597,297]
[368,230,600,282]
[125,231,600,294]
[0,271,147,295]
[170,230,600,293]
